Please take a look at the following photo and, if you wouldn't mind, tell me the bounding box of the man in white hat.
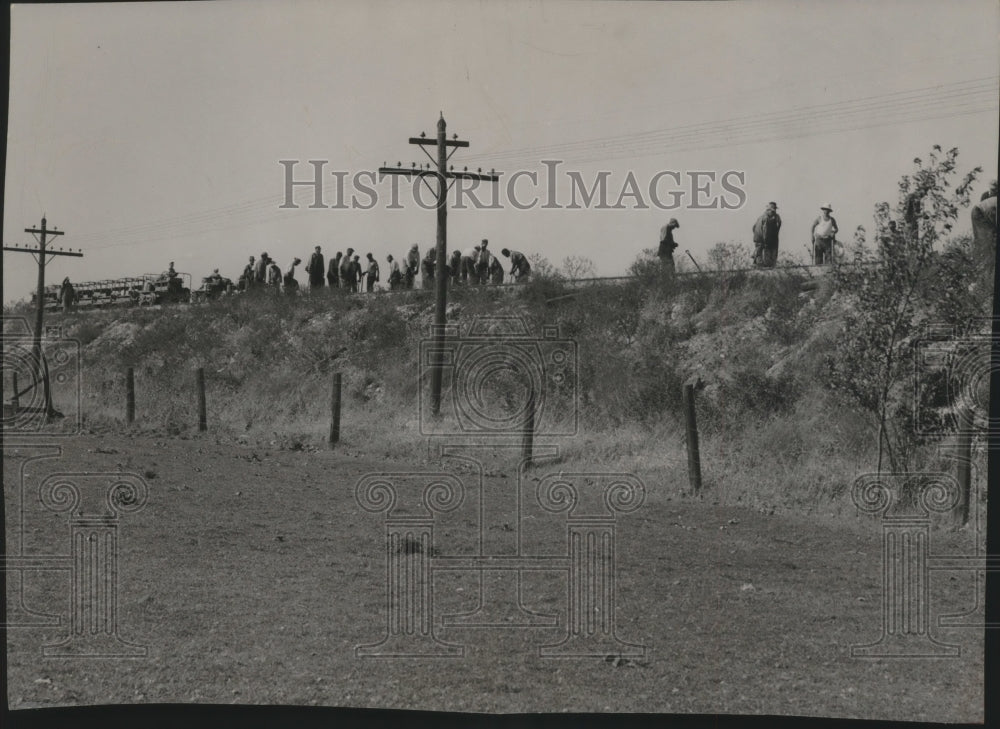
[811,203,839,265]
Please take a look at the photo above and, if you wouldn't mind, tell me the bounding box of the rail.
[38,259,880,313]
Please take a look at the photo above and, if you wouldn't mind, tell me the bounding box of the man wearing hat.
[811,203,839,265]
[752,202,782,267]
[658,219,680,272]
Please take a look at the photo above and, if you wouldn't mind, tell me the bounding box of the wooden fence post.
[683,383,702,493]
[329,372,342,447]
[196,367,207,432]
[126,367,135,425]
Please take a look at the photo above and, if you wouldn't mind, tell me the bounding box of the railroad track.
[43,260,876,314]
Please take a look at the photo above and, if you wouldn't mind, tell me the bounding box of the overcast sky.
[3,0,998,301]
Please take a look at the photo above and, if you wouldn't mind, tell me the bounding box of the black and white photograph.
[2,0,997,724]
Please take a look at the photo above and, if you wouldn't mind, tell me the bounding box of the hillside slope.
[9,264,986,518]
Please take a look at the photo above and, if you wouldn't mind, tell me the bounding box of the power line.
[465,76,998,162]
[550,99,997,168]
[465,77,999,166]
[30,77,997,255]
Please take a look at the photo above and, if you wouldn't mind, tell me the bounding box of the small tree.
[830,146,981,474]
[707,241,752,271]
[527,253,561,280]
[561,255,596,280]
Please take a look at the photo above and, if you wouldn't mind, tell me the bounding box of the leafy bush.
[829,146,982,473]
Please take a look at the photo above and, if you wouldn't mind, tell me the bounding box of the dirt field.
[3,431,984,721]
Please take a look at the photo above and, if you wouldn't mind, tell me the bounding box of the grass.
[21,264,978,518]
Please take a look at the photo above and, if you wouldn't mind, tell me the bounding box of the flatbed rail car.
[35,272,193,311]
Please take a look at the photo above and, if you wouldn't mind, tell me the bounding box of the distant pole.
[955,407,973,527]
[27,218,62,395]
[683,384,702,492]
[522,389,535,462]
[4,217,81,415]
[126,368,135,425]
[196,368,207,432]
[329,372,342,447]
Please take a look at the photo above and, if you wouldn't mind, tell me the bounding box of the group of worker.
[657,202,842,270]
[232,239,533,295]
[410,239,532,292]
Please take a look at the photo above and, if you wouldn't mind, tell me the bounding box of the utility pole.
[3,217,82,414]
[379,113,500,415]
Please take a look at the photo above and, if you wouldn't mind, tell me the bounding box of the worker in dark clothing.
[159,261,178,283]
[658,219,680,272]
[752,202,781,267]
[267,258,282,287]
[449,250,463,287]
[501,248,531,282]
[405,244,420,289]
[283,258,302,294]
[255,253,269,284]
[60,277,76,313]
[421,248,436,290]
[476,239,491,284]
[365,253,380,292]
[339,248,355,289]
[460,244,480,284]
[489,255,505,285]
[306,246,325,290]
